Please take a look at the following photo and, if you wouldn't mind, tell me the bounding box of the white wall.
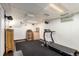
[14,23,37,40]
[14,22,45,40]
[45,14,79,51]
[0,4,4,56]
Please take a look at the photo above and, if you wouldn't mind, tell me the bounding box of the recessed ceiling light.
[49,4,64,13]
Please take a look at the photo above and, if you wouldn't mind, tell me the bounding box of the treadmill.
[43,29,79,56]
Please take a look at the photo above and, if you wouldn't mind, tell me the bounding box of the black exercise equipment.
[43,29,55,46]
[43,29,79,56]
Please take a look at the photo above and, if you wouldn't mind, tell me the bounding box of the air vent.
[61,15,73,22]
[60,12,74,22]
[61,13,69,16]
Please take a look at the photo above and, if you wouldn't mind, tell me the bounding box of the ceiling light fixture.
[28,13,35,17]
[49,4,64,13]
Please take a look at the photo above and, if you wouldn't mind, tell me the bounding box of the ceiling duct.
[60,13,73,22]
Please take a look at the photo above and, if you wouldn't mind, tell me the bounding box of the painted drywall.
[0,5,4,56]
[44,14,79,51]
[13,22,45,40]
[14,23,37,40]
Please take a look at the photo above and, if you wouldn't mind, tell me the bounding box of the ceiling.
[1,3,79,24]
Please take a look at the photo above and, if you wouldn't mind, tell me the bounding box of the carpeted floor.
[15,40,62,56]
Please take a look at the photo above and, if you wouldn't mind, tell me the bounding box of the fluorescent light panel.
[49,4,64,13]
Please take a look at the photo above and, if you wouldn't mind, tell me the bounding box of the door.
[6,29,14,53]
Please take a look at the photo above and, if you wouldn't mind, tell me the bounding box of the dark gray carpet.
[15,40,62,56]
